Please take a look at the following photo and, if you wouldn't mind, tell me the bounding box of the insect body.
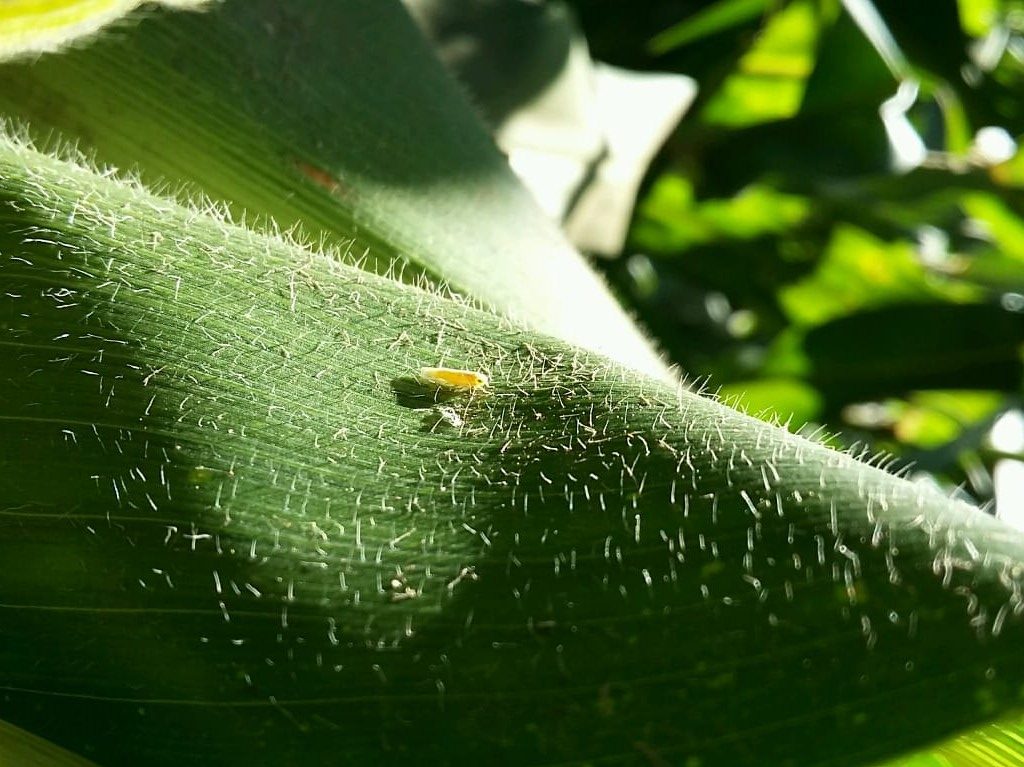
[418,366,489,392]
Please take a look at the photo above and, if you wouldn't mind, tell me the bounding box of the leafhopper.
[418,366,489,392]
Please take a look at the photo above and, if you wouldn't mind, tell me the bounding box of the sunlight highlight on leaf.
[701,0,825,126]
[630,173,811,253]
[780,225,980,326]
[0,0,207,62]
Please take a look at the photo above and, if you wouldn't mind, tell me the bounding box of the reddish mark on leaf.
[292,159,346,197]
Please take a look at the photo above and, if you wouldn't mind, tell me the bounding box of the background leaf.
[0,0,667,378]
[587,0,1024,518]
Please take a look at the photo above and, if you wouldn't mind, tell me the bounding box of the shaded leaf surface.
[0,0,665,378]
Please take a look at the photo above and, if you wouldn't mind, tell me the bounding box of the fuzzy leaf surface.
[1,136,1024,766]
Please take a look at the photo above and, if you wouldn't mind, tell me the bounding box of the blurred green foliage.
[568,0,1024,506]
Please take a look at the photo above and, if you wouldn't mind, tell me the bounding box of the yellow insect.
[418,366,489,392]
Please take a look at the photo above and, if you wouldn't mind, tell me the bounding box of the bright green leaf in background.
[780,225,981,326]
[891,390,1006,448]
[700,0,827,126]
[592,0,1024,527]
[958,0,1003,38]
[718,377,825,428]
[962,192,1024,263]
[631,172,812,253]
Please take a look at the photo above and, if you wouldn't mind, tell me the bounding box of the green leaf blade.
[3,134,1024,766]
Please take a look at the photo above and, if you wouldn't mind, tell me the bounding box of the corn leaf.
[2,133,1024,766]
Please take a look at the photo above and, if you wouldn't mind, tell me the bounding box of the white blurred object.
[990,410,1024,530]
[879,80,927,173]
[971,126,1018,166]
[497,55,696,254]
[495,32,604,220]
[406,0,696,256]
[562,65,696,255]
